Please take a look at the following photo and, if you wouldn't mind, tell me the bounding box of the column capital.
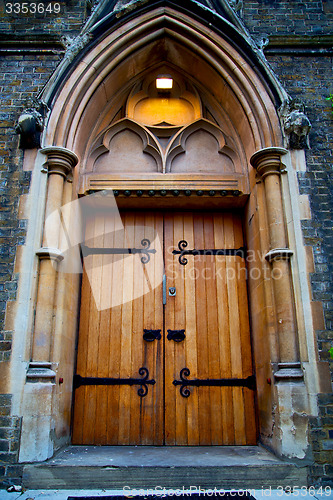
[265,248,293,263]
[36,247,64,263]
[250,147,288,178]
[41,146,79,178]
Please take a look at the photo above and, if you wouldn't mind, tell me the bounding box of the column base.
[26,361,56,383]
[274,362,304,382]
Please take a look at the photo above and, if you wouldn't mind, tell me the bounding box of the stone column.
[250,147,303,381]
[27,147,78,382]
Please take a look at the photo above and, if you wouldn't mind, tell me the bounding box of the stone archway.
[14,3,322,463]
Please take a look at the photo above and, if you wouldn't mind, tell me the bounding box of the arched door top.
[41,5,285,165]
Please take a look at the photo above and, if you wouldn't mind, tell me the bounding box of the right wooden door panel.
[164,212,257,445]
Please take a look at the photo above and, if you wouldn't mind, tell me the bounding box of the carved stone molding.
[26,362,56,383]
[16,100,48,149]
[41,147,79,178]
[281,100,312,150]
[86,119,162,173]
[60,33,93,64]
[86,118,241,177]
[226,0,243,14]
[165,119,240,174]
[250,147,288,178]
[36,247,64,263]
[265,248,294,263]
[274,362,304,382]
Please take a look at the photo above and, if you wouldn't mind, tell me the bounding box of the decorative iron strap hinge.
[172,240,246,265]
[173,368,256,398]
[73,367,155,397]
[81,238,156,264]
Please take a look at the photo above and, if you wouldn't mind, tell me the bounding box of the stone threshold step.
[22,464,308,490]
[67,495,255,500]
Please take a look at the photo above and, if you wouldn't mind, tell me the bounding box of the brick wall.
[0,52,61,487]
[0,0,88,34]
[0,0,91,485]
[310,394,333,486]
[243,0,333,36]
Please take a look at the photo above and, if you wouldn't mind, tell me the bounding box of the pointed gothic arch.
[42,4,285,155]
[15,0,325,464]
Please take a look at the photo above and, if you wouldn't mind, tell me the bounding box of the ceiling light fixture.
[156,76,173,89]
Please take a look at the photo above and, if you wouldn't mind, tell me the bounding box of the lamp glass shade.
[156,77,173,89]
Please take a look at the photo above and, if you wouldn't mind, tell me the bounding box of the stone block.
[4,465,23,478]
[324,464,333,475]
[0,453,16,464]
[319,394,333,405]
[19,414,54,463]
[322,440,333,451]
[0,440,9,452]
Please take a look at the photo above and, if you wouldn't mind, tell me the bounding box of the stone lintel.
[26,361,56,383]
[265,248,294,262]
[250,147,288,178]
[41,146,79,178]
[274,362,304,382]
[36,247,64,262]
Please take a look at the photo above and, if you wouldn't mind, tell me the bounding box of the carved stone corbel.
[16,99,48,149]
[281,99,311,150]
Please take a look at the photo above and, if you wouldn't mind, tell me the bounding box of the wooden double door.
[72,210,257,445]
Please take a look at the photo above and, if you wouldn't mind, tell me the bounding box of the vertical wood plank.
[130,212,145,444]
[72,266,91,444]
[174,214,187,445]
[141,212,156,444]
[204,214,222,444]
[83,214,104,444]
[118,212,134,444]
[214,214,234,444]
[234,214,257,444]
[153,212,164,444]
[94,211,115,444]
[225,213,246,444]
[193,214,211,445]
[183,213,199,445]
[164,214,176,445]
[107,213,124,444]
[72,215,95,444]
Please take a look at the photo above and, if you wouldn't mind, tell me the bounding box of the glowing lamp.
[156,76,173,89]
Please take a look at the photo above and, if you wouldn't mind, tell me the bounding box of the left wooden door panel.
[72,211,164,445]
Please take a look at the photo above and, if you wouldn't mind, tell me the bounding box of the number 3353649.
[5,3,61,14]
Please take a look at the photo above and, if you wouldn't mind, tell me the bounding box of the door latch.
[143,329,161,342]
[169,287,176,296]
[167,329,186,342]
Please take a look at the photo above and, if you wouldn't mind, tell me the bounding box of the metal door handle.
[143,329,161,342]
[167,329,186,342]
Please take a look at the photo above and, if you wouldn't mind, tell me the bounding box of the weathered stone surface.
[22,463,308,490]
